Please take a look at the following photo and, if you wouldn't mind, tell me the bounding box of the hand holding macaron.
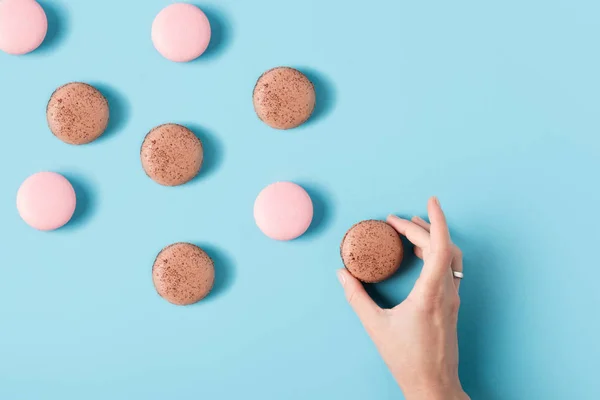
[337,198,469,400]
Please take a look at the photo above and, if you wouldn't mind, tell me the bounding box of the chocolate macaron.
[47,82,109,145]
[152,243,215,305]
[340,220,404,283]
[253,67,316,130]
[140,123,203,186]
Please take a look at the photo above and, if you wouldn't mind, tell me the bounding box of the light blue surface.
[1,0,599,398]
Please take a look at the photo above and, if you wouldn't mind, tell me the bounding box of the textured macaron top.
[253,67,316,130]
[340,220,404,283]
[46,82,110,145]
[152,242,215,306]
[140,123,203,186]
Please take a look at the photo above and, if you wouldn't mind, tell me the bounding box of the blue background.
[1,0,599,398]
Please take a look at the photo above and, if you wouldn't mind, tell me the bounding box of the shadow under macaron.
[295,182,335,240]
[296,68,337,127]
[183,123,225,182]
[35,1,70,54]
[195,243,236,303]
[189,3,232,62]
[90,83,131,143]
[58,172,98,231]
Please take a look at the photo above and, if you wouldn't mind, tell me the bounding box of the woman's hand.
[337,197,469,400]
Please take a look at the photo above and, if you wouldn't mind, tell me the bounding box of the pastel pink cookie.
[17,172,76,231]
[0,0,47,55]
[151,3,211,62]
[254,182,313,241]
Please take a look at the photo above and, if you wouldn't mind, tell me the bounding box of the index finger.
[386,215,430,249]
[427,197,451,254]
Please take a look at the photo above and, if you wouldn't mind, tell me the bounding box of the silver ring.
[452,271,464,279]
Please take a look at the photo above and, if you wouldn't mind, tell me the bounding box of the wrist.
[402,382,469,400]
[406,390,469,400]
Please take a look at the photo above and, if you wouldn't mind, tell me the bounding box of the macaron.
[253,67,316,130]
[254,181,313,241]
[340,220,404,283]
[16,172,76,231]
[47,82,110,145]
[140,124,203,186]
[0,0,47,55]
[152,243,215,305]
[152,3,211,62]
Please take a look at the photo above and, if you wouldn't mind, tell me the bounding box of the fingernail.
[433,196,440,206]
[337,270,346,286]
[413,216,425,223]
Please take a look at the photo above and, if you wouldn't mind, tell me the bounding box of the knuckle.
[414,285,460,316]
[415,291,442,314]
[453,246,463,259]
[449,294,461,313]
[415,298,434,314]
[439,247,453,260]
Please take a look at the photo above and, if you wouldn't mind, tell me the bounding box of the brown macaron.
[340,220,404,283]
[253,67,316,130]
[152,243,215,305]
[140,123,203,186]
[46,82,110,145]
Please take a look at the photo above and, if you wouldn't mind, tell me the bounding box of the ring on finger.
[452,270,463,279]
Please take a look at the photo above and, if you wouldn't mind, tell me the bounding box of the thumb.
[337,269,382,326]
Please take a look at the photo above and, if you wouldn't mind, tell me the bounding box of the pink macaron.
[151,3,211,62]
[0,0,48,55]
[17,172,76,231]
[254,182,313,241]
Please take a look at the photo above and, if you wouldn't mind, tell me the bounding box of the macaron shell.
[254,181,313,241]
[152,3,211,62]
[0,0,47,55]
[253,67,316,130]
[17,172,76,231]
[152,243,215,305]
[341,220,404,283]
[47,82,110,145]
[140,123,204,186]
